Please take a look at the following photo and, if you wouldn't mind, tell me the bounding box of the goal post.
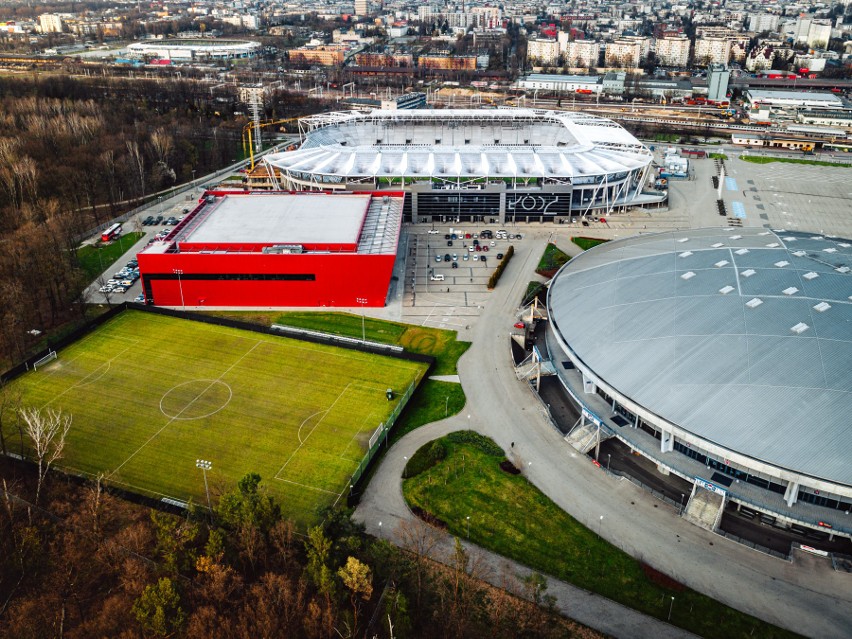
[33,350,57,371]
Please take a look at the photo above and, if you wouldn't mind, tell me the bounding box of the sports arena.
[262,109,664,223]
[546,228,852,540]
[126,39,260,61]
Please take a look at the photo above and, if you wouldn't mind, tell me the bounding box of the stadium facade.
[547,228,852,539]
[262,109,664,223]
[137,191,402,308]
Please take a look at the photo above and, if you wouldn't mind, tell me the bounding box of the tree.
[19,406,71,504]
[305,525,335,597]
[132,577,186,637]
[216,472,280,535]
[337,556,372,637]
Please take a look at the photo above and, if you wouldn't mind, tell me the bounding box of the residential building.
[748,13,780,33]
[527,38,560,66]
[565,40,601,68]
[39,13,64,33]
[605,39,641,68]
[807,22,832,49]
[694,37,731,66]
[355,0,368,17]
[655,36,690,66]
[745,45,775,72]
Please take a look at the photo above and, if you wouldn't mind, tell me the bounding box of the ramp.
[564,419,611,455]
[682,486,726,532]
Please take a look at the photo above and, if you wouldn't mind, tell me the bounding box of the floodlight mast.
[196,459,212,511]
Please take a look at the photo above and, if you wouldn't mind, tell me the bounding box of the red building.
[137,191,404,308]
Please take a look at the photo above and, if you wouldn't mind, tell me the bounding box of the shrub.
[535,243,571,277]
[522,281,546,306]
[402,440,447,478]
[446,431,504,456]
[487,245,514,290]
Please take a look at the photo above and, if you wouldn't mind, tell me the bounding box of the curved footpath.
[353,231,852,639]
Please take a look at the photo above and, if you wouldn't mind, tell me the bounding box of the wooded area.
[0,460,597,639]
[0,75,326,365]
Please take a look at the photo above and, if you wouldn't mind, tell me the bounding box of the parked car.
[463,253,469,261]
[142,216,154,225]
[155,216,164,224]
[468,246,475,252]
[428,228,439,234]
[514,322,525,329]
[112,286,127,294]
[496,253,504,259]
[452,254,458,261]
[482,246,489,252]
[447,240,453,247]
[435,254,442,262]
[430,273,445,281]
[480,255,486,263]
[451,262,458,269]
[490,241,496,247]
[134,294,146,303]
[99,285,114,293]
[444,254,451,262]
[120,279,133,287]
[473,254,479,261]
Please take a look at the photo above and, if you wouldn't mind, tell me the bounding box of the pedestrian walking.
[511,441,515,448]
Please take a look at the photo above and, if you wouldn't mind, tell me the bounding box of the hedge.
[402,440,447,479]
[446,430,504,457]
[487,245,514,290]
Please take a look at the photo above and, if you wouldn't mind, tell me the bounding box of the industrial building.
[137,191,403,308]
[263,109,662,222]
[547,228,852,540]
[745,89,845,110]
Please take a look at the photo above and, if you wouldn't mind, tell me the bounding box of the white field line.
[109,340,263,477]
[40,345,135,410]
[274,381,353,479]
[276,478,338,496]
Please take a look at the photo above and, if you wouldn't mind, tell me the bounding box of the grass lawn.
[535,243,571,276]
[403,434,802,639]
[739,155,852,168]
[571,236,609,251]
[708,152,728,160]
[4,311,427,528]
[206,311,470,377]
[77,232,145,280]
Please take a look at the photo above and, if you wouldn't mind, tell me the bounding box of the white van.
[430,273,445,281]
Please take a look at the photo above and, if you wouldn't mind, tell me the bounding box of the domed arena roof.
[548,228,852,485]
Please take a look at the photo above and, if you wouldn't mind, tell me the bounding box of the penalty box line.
[109,340,262,478]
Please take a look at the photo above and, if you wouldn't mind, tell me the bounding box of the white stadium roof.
[264,109,652,181]
[548,228,852,486]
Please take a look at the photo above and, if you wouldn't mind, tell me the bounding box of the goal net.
[33,350,57,371]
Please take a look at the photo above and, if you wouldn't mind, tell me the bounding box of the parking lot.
[402,227,527,331]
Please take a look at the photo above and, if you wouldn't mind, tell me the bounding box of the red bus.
[101,223,122,242]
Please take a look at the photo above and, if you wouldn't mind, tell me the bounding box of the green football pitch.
[3,311,428,527]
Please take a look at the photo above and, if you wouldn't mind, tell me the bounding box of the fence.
[344,378,417,507]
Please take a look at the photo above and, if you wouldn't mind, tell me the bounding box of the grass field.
[4,311,427,527]
[739,155,852,168]
[77,232,145,280]
[403,434,801,639]
[571,236,609,251]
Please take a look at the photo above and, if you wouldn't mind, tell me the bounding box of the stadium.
[546,228,852,540]
[126,39,261,61]
[262,109,664,223]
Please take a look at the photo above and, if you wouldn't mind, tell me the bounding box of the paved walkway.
[355,230,852,639]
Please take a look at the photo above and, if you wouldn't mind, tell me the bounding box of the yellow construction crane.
[241,117,303,170]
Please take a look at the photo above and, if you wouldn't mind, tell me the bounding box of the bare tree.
[19,407,72,504]
[0,380,22,456]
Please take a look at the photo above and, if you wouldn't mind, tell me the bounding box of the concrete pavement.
[355,228,852,638]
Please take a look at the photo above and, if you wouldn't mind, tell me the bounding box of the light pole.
[356,297,367,341]
[157,195,163,216]
[466,515,470,539]
[445,395,450,417]
[598,515,603,538]
[173,268,185,311]
[607,453,611,473]
[668,596,675,621]
[680,493,685,516]
[195,459,212,511]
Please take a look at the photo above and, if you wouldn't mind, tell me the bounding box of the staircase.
[564,419,611,455]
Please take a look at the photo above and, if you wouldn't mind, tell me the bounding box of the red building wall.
[138,251,396,308]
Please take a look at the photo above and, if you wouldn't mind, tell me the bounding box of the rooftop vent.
[790,322,809,335]
[741,269,756,277]
[813,302,831,312]
[783,237,796,242]
[729,235,742,240]
[746,298,763,309]
[836,266,850,274]
[782,287,799,296]
[802,272,818,280]
[774,261,789,268]
[758,232,771,236]
[735,248,749,255]
[766,242,780,248]
[715,260,729,267]
[679,251,693,258]
[719,286,735,295]
[823,248,837,254]
[711,242,724,248]
[838,243,850,248]
[677,237,689,243]
[792,250,807,257]
[681,271,696,280]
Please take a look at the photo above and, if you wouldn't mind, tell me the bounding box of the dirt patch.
[641,563,686,591]
[500,460,521,475]
[410,505,448,529]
